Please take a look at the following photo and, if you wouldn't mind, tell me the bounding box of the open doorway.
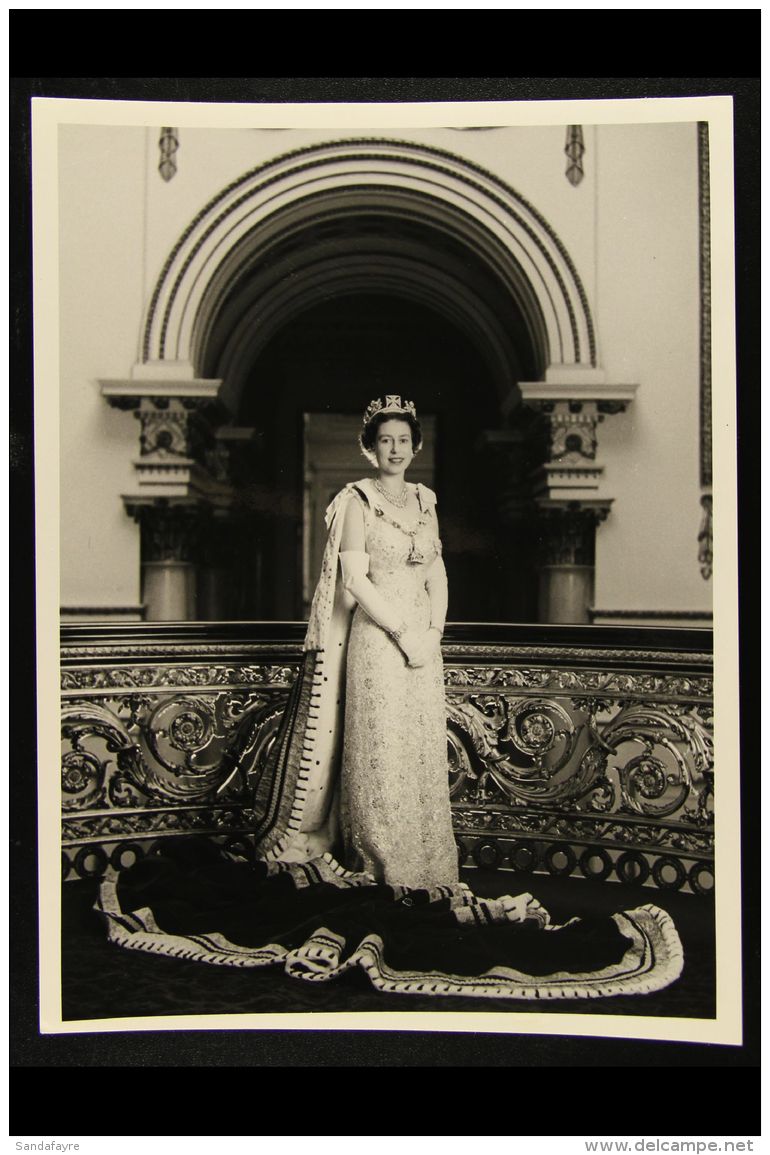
[303,411,437,616]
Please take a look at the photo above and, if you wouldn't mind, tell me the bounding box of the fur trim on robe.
[253,479,436,862]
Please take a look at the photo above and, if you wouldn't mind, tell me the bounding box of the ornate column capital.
[535,501,611,567]
[518,376,638,412]
[517,373,638,508]
[130,501,208,565]
[531,400,605,503]
[100,379,233,510]
[101,375,225,402]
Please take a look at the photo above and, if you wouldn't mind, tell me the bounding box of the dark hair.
[360,409,423,453]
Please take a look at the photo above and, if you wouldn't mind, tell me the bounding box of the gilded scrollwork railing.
[61,623,713,894]
[60,634,299,880]
[441,645,713,895]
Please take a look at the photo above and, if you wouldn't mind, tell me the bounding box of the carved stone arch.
[195,194,545,414]
[104,138,640,625]
[139,138,597,383]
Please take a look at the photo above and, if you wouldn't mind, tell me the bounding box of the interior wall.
[591,122,710,616]
[58,125,146,615]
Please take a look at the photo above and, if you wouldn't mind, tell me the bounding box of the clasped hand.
[399,626,441,668]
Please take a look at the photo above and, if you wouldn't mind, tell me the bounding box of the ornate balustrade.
[61,622,713,894]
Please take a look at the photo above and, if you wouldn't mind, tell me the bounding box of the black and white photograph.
[28,90,743,1049]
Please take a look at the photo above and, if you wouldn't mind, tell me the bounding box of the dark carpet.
[60,865,715,1023]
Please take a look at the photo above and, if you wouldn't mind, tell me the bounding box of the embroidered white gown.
[339,487,460,889]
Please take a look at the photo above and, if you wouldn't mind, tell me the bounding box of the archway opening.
[143,158,570,624]
[123,141,609,626]
[143,139,595,375]
[209,288,540,623]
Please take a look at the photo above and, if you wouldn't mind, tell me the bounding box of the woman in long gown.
[99,396,684,1001]
[248,395,462,882]
[336,399,458,888]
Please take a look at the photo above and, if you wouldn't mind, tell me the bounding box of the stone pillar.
[530,399,608,623]
[536,505,607,623]
[101,378,234,623]
[135,504,204,621]
[142,563,193,620]
[517,371,638,625]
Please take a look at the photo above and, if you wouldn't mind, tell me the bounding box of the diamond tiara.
[362,395,418,426]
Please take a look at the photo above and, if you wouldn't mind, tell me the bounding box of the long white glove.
[424,554,448,634]
[339,550,426,666]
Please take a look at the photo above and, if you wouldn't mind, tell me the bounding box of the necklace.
[372,505,430,565]
[373,478,409,509]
